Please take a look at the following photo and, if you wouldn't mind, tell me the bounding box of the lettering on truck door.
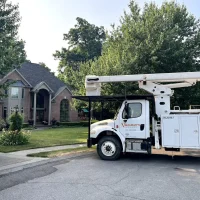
[119,100,146,139]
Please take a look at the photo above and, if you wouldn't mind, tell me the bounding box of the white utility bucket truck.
[75,72,200,160]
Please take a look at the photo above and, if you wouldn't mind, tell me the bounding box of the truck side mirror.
[124,103,129,119]
[124,113,128,119]
[125,103,128,112]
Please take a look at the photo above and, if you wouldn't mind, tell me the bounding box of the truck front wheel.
[97,136,122,160]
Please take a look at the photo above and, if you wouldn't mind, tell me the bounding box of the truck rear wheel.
[97,136,122,160]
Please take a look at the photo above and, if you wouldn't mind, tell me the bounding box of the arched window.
[60,99,69,122]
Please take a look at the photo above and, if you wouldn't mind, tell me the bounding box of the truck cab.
[89,99,152,160]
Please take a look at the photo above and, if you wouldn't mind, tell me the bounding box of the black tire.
[97,136,122,160]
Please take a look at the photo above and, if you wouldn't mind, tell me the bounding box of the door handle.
[174,129,179,133]
[140,124,145,131]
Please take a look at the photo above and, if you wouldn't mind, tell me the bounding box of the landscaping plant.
[9,112,23,131]
[0,130,30,146]
[0,112,31,146]
[0,118,7,131]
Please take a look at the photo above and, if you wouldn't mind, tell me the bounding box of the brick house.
[0,62,78,125]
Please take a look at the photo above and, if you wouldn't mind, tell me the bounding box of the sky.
[10,0,200,74]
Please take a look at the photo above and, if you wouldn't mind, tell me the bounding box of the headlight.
[91,129,96,134]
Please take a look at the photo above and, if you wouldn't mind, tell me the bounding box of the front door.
[37,110,45,122]
[119,100,148,139]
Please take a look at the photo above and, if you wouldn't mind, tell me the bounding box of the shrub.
[59,120,98,127]
[0,118,7,131]
[51,118,57,126]
[59,122,80,127]
[80,120,98,126]
[22,123,29,128]
[0,118,10,131]
[56,121,60,126]
[9,112,23,131]
[0,130,31,146]
[28,119,34,126]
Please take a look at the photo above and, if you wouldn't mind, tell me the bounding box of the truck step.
[125,149,148,153]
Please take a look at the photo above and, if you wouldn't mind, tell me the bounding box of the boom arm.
[86,71,200,84]
[85,72,200,96]
[85,71,200,117]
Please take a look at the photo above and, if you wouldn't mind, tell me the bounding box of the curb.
[0,151,95,177]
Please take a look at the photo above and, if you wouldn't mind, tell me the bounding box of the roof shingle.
[18,62,69,96]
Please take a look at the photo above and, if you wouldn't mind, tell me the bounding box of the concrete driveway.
[0,150,200,200]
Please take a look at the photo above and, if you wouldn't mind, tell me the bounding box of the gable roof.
[18,62,70,95]
[52,86,72,101]
[33,81,54,93]
[7,80,26,87]
[0,69,32,87]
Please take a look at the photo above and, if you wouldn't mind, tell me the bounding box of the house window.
[3,107,7,118]
[21,107,23,114]
[60,99,69,122]
[11,87,19,98]
[10,107,15,114]
[22,88,24,99]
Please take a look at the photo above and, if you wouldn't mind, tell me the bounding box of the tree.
[0,0,26,97]
[39,62,51,72]
[54,17,106,72]
[0,0,26,75]
[62,1,200,109]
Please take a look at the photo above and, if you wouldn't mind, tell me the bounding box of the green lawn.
[0,127,88,153]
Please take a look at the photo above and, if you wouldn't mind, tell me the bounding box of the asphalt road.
[0,152,200,200]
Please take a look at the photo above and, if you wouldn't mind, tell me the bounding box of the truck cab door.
[119,100,149,139]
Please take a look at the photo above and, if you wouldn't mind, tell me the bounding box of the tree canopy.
[0,0,26,97]
[39,62,51,72]
[0,0,26,76]
[54,17,106,72]
[58,1,200,109]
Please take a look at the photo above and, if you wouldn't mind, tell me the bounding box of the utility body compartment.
[161,114,200,148]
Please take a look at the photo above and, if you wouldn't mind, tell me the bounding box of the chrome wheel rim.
[101,141,116,157]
